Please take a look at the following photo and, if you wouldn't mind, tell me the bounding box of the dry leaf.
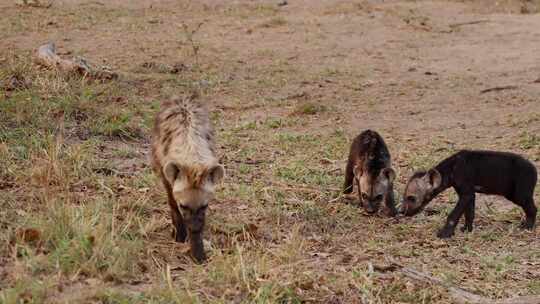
[246,223,258,234]
[17,228,41,243]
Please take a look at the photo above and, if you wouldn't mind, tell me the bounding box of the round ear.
[208,164,225,184]
[381,168,396,183]
[427,169,442,189]
[163,161,180,185]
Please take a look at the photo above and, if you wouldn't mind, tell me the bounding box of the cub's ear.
[381,168,396,183]
[353,164,362,178]
[427,169,442,189]
[207,164,225,184]
[163,161,182,185]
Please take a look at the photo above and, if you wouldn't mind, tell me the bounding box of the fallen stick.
[36,42,117,80]
[17,0,53,8]
[480,85,518,94]
[378,259,540,304]
[449,20,490,29]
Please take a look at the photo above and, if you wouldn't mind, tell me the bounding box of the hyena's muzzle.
[180,205,207,263]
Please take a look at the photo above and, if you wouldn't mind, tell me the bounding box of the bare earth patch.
[1,0,540,303]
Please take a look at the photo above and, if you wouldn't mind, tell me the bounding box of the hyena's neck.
[431,155,456,198]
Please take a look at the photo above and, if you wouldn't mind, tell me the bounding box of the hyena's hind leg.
[164,182,187,242]
[514,196,537,230]
[519,199,537,230]
[343,159,355,194]
[510,179,537,230]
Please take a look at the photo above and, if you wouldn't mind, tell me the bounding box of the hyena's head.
[163,162,225,232]
[354,165,396,216]
[400,169,441,216]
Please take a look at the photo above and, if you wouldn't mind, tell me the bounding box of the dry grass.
[1,0,540,303]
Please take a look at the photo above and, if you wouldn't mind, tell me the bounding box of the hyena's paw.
[460,224,473,233]
[519,220,535,231]
[436,227,455,239]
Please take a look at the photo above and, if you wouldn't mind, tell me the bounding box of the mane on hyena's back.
[151,97,218,173]
[361,130,390,176]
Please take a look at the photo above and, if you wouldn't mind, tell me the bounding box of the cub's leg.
[343,159,355,194]
[461,199,475,233]
[438,188,474,239]
[383,186,397,217]
[516,197,537,230]
[165,181,187,242]
[511,180,537,230]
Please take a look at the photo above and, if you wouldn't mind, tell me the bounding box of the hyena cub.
[343,130,397,216]
[400,150,537,238]
[151,97,224,263]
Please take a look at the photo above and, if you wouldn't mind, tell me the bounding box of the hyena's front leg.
[343,158,355,194]
[438,190,473,238]
[165,183,187,242]
[383,187,397,217]
[460,199,475,233]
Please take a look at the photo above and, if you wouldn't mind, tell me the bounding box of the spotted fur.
[343,130,397,216]
[151,96,224,263]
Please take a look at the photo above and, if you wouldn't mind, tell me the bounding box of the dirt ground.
[1,0,540,303]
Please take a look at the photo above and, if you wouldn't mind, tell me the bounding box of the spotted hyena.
[343,130,397,217]
[151,96,224,263]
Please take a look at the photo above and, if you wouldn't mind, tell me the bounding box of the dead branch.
[16,0,53,8]
[449,20,490,29]
[379,259,540,304]
[480,85,518,94]
[36,42,117,81]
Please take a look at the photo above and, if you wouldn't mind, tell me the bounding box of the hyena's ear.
[426,169,442,189]
[381,168,396,183]
[163,161,182,185]
[207,164,225,184]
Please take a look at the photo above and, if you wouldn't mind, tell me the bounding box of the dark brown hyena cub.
[151,97,225,263]
[343,130,397,216]
[400,150,537,238]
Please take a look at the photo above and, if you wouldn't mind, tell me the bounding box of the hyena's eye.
[361,193,369,200]
[374,194,383,201]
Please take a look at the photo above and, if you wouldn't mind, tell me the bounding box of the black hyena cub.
[343,130,397,216]
[400,150,537,238]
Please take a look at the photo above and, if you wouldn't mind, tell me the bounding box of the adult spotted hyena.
[151,97,224,263]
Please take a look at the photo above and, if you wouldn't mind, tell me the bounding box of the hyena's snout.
[398,202,419,216]
[363,200,380,214]
[361,194,383,214]
[180,205,208,263]
[184,208,206,233]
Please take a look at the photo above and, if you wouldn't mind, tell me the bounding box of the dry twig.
[480,85,518,94]
[16,0,53,8]
[449,20,490,29]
